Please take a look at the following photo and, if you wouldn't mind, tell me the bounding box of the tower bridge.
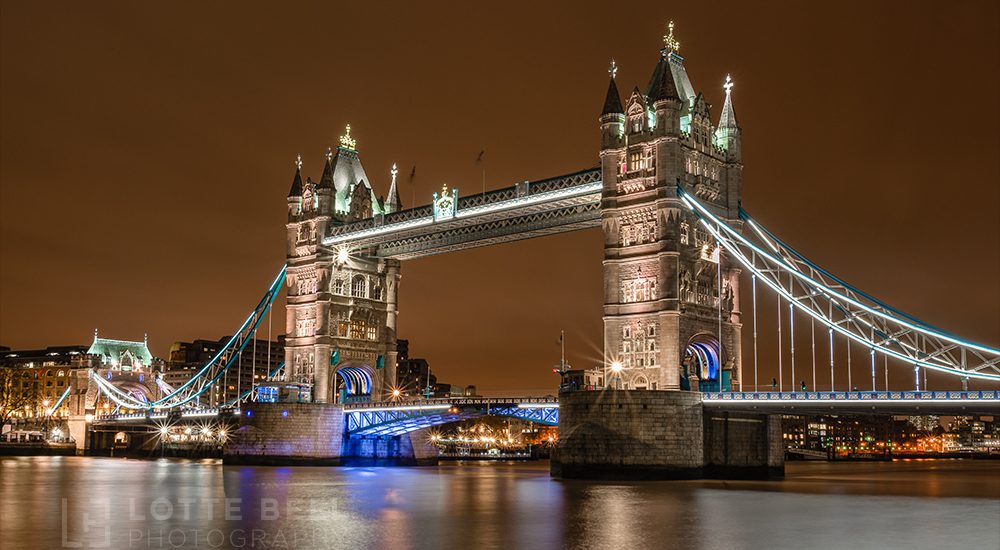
[67,23,999,478]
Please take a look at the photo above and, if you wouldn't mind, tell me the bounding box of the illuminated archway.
[684,334,726,391]
[334,365,374,403]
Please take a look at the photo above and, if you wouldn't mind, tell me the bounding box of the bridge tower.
[600,23,744,392]
[285,126,400,403]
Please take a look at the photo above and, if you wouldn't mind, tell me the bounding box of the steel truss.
[345,399,559,436]
[679,187,1000,382]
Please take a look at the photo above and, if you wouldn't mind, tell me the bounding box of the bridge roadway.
[93,391,998,430]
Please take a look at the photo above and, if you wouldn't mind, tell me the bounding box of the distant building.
[165,335,284,406]
[394,339,436,396]
[1,345,94,419]
[907,415,941,433]
[1,331,160,420]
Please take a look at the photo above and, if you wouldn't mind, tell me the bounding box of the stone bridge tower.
[600,23,744,392]
[285,126,400,403]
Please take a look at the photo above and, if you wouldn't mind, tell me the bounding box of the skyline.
[2,2,998,393]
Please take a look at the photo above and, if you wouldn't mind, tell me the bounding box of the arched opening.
[633,375,649,390]
[334,365,374,404]
[114,432,128,444]
[683,334,728,392]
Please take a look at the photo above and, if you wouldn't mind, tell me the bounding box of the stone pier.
[223,403,440,466]
[551,390,783,480]
[224,402,344,466]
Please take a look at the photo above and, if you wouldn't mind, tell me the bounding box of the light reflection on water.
[1,457,997,550]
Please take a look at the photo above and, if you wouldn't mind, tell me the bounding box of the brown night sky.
[1,2,998,394]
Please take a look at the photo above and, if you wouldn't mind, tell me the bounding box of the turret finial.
[609,59,618,80]
[295,154,302,171]
[663,20,680,53]
[325,147,333,162]
[391,163,398,183]
[723,74,733,96]
[340,124,357,150]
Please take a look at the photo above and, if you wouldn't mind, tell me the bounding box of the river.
[1,457,997,549]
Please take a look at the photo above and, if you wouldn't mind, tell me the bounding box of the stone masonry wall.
[224,403,343,465]
[702,411,784,479]
[552,390,704,479]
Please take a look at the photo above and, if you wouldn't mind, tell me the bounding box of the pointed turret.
[318,148,335,189]
[601,60,624,116]
[385,163,402,213]
[646,56,681,104]
[287,155,303,197]
[717,74,739,131]
[600,60,626,152]
[715,74,741,160]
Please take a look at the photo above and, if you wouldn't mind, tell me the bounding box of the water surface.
[1,457,997,549]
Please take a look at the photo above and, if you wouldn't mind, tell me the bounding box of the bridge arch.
[683,333,726,392]
[332,363,375,404]
[345,401,559,436]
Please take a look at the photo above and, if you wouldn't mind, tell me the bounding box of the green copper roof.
[87,336,153,366]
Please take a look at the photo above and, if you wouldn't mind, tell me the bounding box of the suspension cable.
[752,274,759,393]
[870,347,876,392]
[267,306,272,382]
[829,302,835,391]
[847,338,852,392]
[811,317,816,392]
[717,239,723,392]
[884,354,889,392]
[790,301,796,391]
[777,291,783,392]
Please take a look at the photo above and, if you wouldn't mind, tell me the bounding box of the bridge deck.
[703,390,1000,415]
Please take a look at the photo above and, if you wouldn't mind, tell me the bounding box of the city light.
[610,361,623,373]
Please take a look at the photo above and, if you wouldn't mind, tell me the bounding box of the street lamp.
[610,361,623,390]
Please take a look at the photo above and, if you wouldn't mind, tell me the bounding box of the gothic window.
[352,275,367,298]
[371,283,383,301]
[348,320,379,341]
[630,117,642,133]
[648,325,656,338]
[333,278,345,295]
[622,277,657,303]
[623,326,631,340]
[680,221,690,245]
[297,226,308,242]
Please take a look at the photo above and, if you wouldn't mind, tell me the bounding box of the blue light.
[246,410,253,417]
[282,410,288,417]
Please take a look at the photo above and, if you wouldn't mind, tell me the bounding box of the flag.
[409,165,416,182]
[330,349,340,366]
[475,150,485,164]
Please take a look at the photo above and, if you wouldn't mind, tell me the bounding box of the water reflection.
[0,457,997,550]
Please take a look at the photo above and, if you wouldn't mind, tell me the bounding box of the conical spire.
[318,148,335,189]
[287,155,303,197]
[718,74,738,129]
[646,56,681,103]
[601,60,624,116]
[385,163,402,213]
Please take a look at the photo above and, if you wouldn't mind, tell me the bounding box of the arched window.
[333,278,345,295]
[371,283,383,301]
[352,276,366,298]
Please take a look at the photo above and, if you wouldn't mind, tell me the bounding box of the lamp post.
[610,361,623,390]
